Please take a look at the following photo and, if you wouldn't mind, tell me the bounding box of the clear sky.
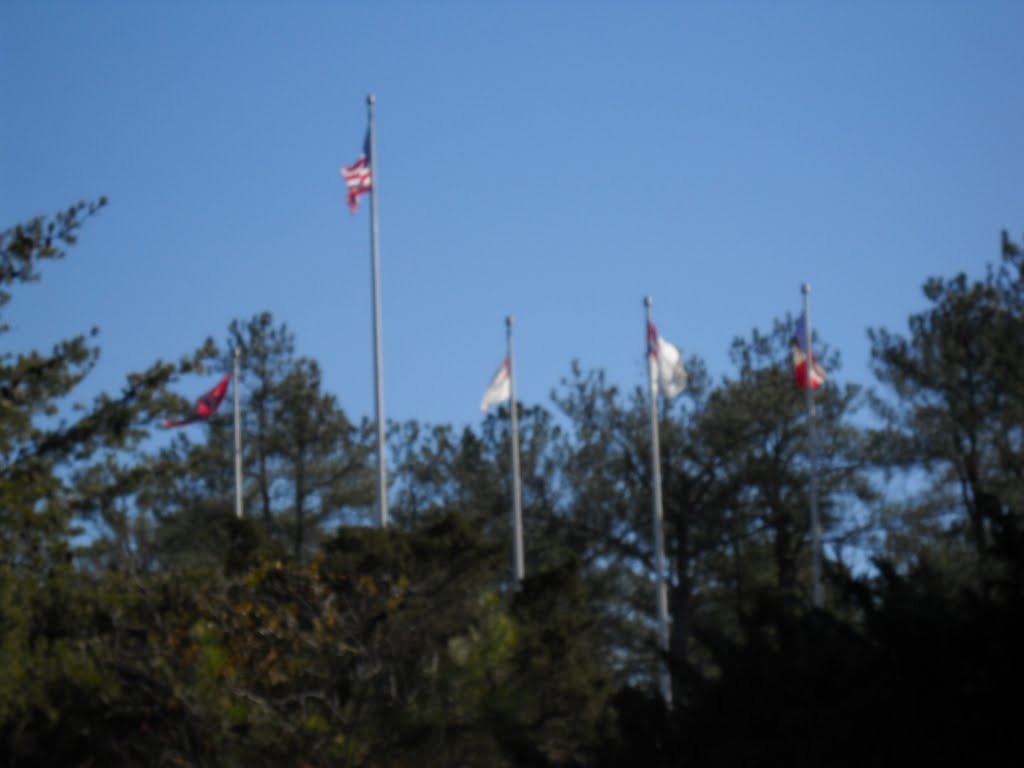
[2,0,1022,435]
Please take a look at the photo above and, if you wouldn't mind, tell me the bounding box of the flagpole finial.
[644,295,653,309]
[506,315,513,328]
[367,93,375,106]
[802,282,811,295]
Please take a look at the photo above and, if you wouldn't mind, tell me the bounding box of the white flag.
[647,322,687,400]
[480,358,511,412]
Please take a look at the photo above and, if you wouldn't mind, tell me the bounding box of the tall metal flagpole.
[368,93,388,527]
[233,346,243,519]
[644,296,672,706]
[802,283,822,608]
[507,316,525,583]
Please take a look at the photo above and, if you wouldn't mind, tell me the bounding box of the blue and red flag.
[791,312,826,390]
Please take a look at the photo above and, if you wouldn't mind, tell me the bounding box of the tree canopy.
[2,204,1022,765]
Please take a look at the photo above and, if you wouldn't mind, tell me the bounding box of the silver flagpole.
[644,296,672,706]
[368,93,388,527]
[802,283,822,608]
[507,316,525,583]
[233,346,243,519]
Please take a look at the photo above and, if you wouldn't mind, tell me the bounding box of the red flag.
[163,373,231,428]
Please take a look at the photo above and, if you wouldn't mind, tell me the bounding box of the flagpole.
[802,283,822,608]
[507,316,525,584]
[644,296,672,706]
[233,346,243,519]
[367,93,388,527]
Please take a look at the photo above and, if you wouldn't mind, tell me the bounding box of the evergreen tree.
[0,201,202,760]
[691,319,872,614]
[869,230,1024,594]
[145,313,375,570]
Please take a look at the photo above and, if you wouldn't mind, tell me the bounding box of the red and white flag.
[480,358,511,413]
[647,321,688,400]
[340,130,372,213]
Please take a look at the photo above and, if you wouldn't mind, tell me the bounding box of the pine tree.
[870,230,1024,595]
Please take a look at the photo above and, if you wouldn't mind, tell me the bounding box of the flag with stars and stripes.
[340,130,372,213]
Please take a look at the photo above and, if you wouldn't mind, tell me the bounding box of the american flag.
[340,130,372,213]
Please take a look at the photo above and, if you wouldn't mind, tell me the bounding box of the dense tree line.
[1,202,1022,765]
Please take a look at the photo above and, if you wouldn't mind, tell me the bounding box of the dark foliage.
[2,205,1022,765]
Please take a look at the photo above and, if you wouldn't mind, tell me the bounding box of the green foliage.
[3,203,1024,764]
[870,232,1024,594]
[0,199,106,320]
[687,322,872,627]
[0,201,217,764]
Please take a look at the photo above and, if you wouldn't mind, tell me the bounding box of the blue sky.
[2,0,1022,435]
